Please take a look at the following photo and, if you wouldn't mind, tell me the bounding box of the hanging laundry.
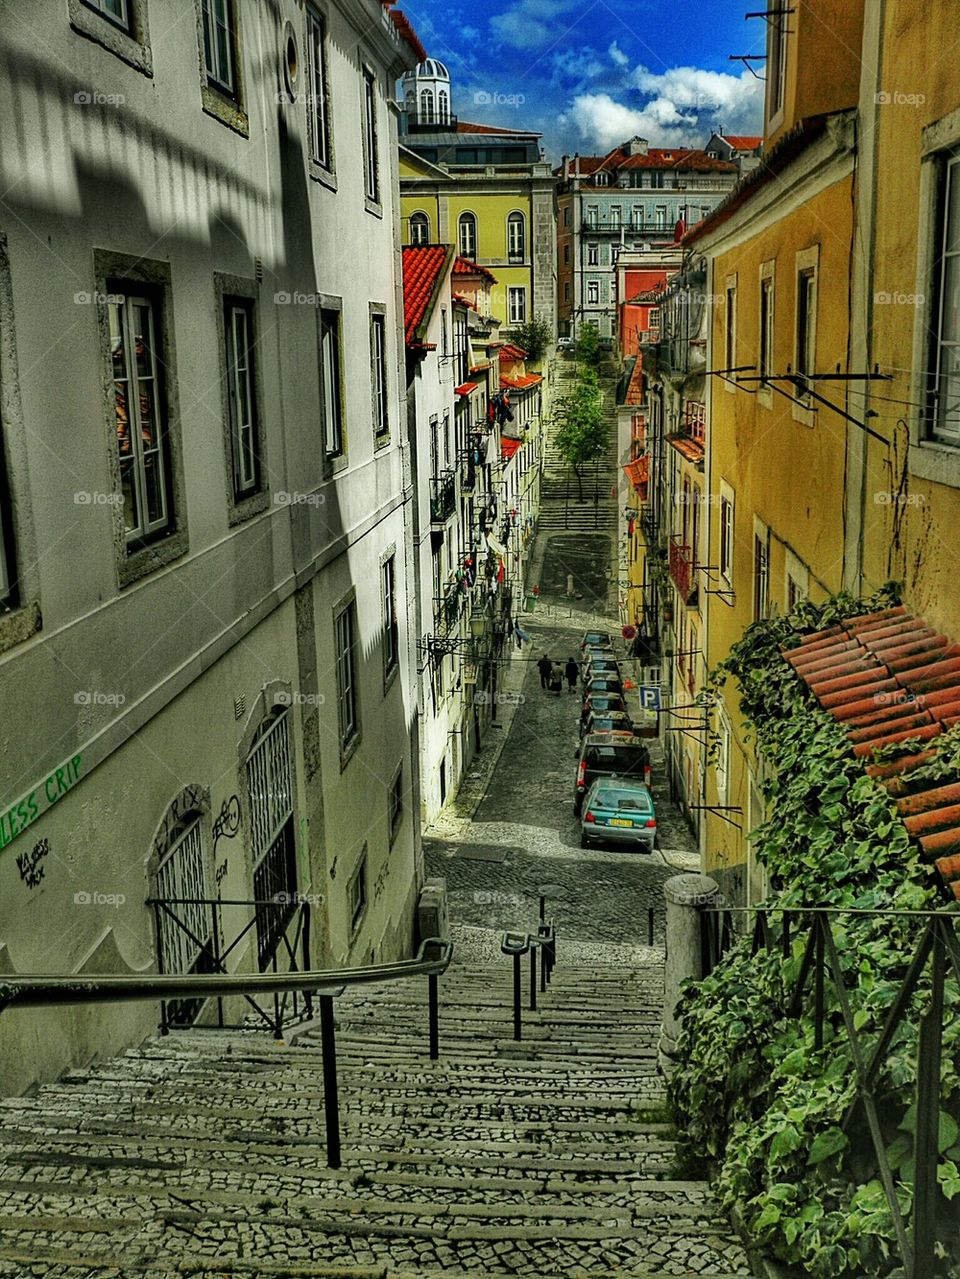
[482,432,499,467]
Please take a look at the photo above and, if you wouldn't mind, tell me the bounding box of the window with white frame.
[409,211,430,245]
[795,264,817,396]
[348,847,367,933]
[224,299,261,499]
[458,212,477,259]
[759,267,775,387]
[246,709,297,968]
[785,548,809,611]
[610,205,621,228]
[766,2,789,125]
[83,0,130,30]
[335,599,359,749]
[586,204,598,228]
[109,292,172,545]
[929,150,960,444]
[201,0,236,96]
[382,553,398,678]
[319,306,343,458]
[437,88,449,123]
[587,280,599,305]
[715,709,730,807]
[724,277,737,389]
[370,310,389,437]
[655,204,667,229]
[389,763,403,845]
[306,7,331,169]
[719,481,735,588]
[419,88,434,124]
[587,243,599,265]
[609,277,617,302]
[753,520,770,621]
[362,68,379,203]
[507,211,525,260]
[508,287,526,324]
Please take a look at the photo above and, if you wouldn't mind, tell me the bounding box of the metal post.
[428,973,439,1060]
[210,900,224,1029]
[647,906,654,947]
[539,894,546,924]
[913,922,946,1279]
[153,902,168,1036]
[319,994,342,1169]
[529,946,537,1011]
[513,952,522,1040]
[272,950,282,1040]
[301,903,313,1021]
[540,941,547,991]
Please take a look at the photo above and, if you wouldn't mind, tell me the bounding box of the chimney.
[562,154,570,178]
[626,136,648,157]
[574,152,580,178]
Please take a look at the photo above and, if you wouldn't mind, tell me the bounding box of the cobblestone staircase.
[0,952,751,1278]
[539,360,619,534]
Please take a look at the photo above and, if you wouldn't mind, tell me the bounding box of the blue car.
[580,778,657,851]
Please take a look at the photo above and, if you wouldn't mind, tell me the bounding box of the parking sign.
[638,684,662,711]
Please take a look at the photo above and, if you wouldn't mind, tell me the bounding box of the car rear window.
[593,786,652,811]
[585,745,648,773]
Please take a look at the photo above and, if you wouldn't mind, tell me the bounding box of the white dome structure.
[402,60,451,127]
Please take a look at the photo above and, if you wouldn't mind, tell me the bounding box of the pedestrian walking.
[564,657,578,692]
[537,654,553,689]
[549,669,563,696]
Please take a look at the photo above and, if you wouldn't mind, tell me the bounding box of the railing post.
[153,901,168,1036]
[913,921,946,1279]
[210,900,224,1029]
[647,906,654,947]
[301,902,313,1021]
[513,952,522,1040]
[319,994,342,1170]
[529,946,537,1011]
[428,973,439,1061]
[659,873,719,1078]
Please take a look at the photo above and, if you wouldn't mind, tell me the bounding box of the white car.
[557,336,574,355]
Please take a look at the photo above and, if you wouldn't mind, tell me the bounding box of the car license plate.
[610,818,633,827]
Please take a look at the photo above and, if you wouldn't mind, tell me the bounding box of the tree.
[509,315,552,363]
[554,372,607,500]
[575,321,600,367]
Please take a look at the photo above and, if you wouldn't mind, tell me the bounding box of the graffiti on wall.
[16,837,49,889]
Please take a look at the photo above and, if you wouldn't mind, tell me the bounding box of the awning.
[667,433,705,464]
[623,456,649,495]
[501,436,522,460]
[454,381,479,396]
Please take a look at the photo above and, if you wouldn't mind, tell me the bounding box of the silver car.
[580,778,657,851]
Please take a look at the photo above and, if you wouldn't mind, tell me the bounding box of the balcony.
[429,471,456,524]
[458,449,477,493]
[435,583,465,637]
[581,220,670,236]
[668,537,697,605]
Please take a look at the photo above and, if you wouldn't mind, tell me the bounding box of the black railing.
[148,895,312,1038]
[700,905,960,1279]
[434,584,465,637]
[430,470,456,523]
[0,937,453,1171]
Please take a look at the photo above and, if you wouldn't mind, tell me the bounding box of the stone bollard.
[566,573,576,598]
[658,872,719,1078]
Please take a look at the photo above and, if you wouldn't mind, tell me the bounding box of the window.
[507,212,525,260]
[109,292,172,546]
[246,710,297,968]
[655,204,667,229]
[563,244,570,265]
[586,204,598,228]
[319,307,343,458]
[82,0,130,30]
[224,300,261,499]
[796,268,817,396]
[753,523,769,621]
[508,287,526,324]
[563,206,571,227]
[587,280,599,305]
[440,306,448,357]
[931,152,960,443]
[719,482,735,588]
[767,3,789,124]
[335,600,359,749]
[370,311,389,437]
[348,848,367,933]
[458,212,477,258]
[759,272,774,385]
[419,87,434,124]
[389,763,403,845]
[610,278,617,302]
[610,205,621,228]
[410,211,430,245]
[306,7,331,170]
[715,711,730,807]
[563,282,571,302]
[362,68,379,203]
[724,279,737,385]
[382,554,398,678]
[437,88,449,124]
[201,0,235,96]
[785,549,809,611]
[587,243,599,266]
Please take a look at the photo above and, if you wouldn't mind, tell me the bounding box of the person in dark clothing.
[564,657,578,692]
[537,654,553,689]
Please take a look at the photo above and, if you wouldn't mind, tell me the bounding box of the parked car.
[557,336,575,356]
[579,693,627,729]
[580,777,657,850]
[581,654,621,679]
[582,675,624,699]
[578,710,634,743]
[574,730,651,814]
[580,631,612,651]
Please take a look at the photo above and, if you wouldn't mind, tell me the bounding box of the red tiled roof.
[401,245,452,346]
[387,9,426,63]
[624,355,645,406]
[783,606,960,900]
[723,135,762,150]
[598,146,737,174]
[500,373,542,389]
[456,120,539,137]
[454,381,478,396]
[667,434,705,464]
[451,291,476,311]
[499,343,528,361]
[623,456,649,495]
[453,256,497,283]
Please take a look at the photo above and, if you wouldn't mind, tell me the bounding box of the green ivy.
[668,583,960,1278]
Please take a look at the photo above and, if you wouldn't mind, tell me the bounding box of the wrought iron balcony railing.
[430,470,456,523]
[668,537,697,604]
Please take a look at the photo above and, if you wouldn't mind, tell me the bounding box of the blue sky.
[403,0,766,162]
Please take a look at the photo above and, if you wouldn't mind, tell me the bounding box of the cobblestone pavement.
[425,525,702,950]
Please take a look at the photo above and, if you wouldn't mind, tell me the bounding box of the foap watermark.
[273,689,326,707]
[675,491,723,506]
[874,291,925,306]
[74,291,125,306]
[274,91,323,106]
[275,491,325,507]
[74,491,123,506]
[474,90,525,108]
[874,690,926,708]
[473,691,525,706]
[74,890,126,907]
[875,91,926,107]
[274,290,322,305]
[74,690,126,707]
[474,891,525,907]
[272,890,324,906]
[73,90,125,107]
[874,491,926,506]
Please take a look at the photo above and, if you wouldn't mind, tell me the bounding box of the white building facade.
[0,0,425,1094]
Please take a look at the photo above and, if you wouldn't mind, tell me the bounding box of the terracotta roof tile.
[453,256,497,283]
[456,119,539,137]
[666,434,705,464]
[785,606,960,899]
[401,245,452,346]
[723,134,762,150]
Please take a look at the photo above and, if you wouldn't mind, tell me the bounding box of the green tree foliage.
[575,321,601,367]
[668,582,960,1278]
[509,315,552,363]
[554,371,606,500]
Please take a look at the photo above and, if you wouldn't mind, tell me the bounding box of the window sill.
[0,599,41,657]
[791,400,816,428]
[228,488,271,528]
[200,84,249,138]
[757,388,774,411]
[909,437,960,489]
[365,197,384,219]
[383,662,399,698]
[374,432,391,452]
[68,0,153,76]
[309,162,338,193]
[339,729,362,773]
[119,527,188,589]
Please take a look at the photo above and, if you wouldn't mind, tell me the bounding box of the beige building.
[0,0,424,1093]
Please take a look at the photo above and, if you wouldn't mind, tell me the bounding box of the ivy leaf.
[938,1160,960,1200]
[771,1124,803,1159]
[940,1111,959,1154]
[807,1127,848,1165]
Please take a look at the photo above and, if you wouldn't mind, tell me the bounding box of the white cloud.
[631,64,763,124]
[608,41,629,69]
[461,25,480,41]
[491,0,582,51]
